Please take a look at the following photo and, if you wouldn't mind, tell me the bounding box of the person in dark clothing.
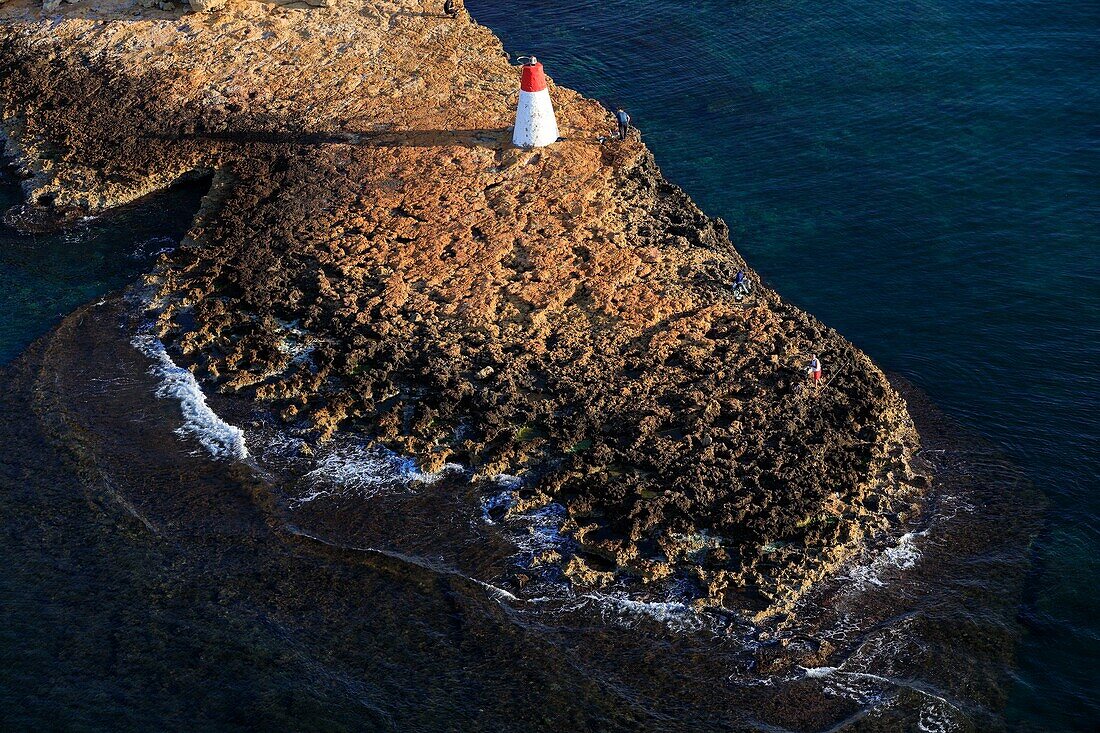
[443,0,460,17]
[616,108,630,140]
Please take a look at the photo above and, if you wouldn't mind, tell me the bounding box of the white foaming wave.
[126,287,462,500]
[479,481,571,558]
[478,477,524,522]
[801,665,839,678]
[478,486,725,636]
[514,503,570,556]
[478,581,520,603]
[252,428,307,464]
[131,332,248,460]
[842,530,926,589]
[800,665,961,732]
[292,441,461,505]
[479,489,516,525]
[796,659,897,709]
[492,474,524,489]
[582,591,709,634]
[918,701,959,733]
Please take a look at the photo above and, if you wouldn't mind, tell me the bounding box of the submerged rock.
[0,0,929,615]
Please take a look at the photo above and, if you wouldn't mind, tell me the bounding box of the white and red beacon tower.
[512,57,559,148]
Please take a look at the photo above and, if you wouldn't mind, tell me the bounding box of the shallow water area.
[0,171,207,363]
[6,287,1030,730]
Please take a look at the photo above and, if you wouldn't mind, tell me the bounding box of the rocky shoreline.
[0,0,929,616]
[1,286,1040,731]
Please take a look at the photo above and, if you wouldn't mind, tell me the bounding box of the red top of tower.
[520,61,547,93]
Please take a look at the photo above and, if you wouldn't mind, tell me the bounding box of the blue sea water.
[0,179,206,364]
[467,0,1098,728]
[0,0,1096,729]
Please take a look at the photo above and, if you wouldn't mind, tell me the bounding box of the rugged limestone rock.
[187,0,226,12]
[0,0,928,615]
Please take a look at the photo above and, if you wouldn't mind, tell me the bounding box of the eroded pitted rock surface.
[0,0,928,615]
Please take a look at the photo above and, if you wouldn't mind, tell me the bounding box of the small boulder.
[188,0,227,12]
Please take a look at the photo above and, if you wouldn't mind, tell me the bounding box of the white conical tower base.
[513,88,559,148]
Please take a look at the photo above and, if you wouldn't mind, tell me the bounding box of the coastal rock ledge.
[0,0,929,616]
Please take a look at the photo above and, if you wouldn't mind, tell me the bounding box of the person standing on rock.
[732,269,752,300]
[616,108,631,140]
[443,0,462,18]
[808,354,823,385]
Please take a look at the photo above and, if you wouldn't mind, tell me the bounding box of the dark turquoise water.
[1,0,1096,729]
[0,177,207,364]
[465,0,1099,728]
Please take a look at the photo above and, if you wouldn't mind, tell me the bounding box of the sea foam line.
[291,441,461,505]
[581,591,711,634]
[131,331,248,460]
[841,529,926,589]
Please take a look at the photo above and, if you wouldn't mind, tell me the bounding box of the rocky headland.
[0,0,929,616]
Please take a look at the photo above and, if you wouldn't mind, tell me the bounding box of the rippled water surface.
[1,0,1096,730]
[0,176,207,363]
[467,0,1098,727]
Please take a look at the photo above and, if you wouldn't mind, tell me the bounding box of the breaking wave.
[130,331,248,460]
[581,592,709,634]
[290,439,461,505]
[841,530,926,589]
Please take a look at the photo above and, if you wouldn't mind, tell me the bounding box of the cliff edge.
[0,0,928,615]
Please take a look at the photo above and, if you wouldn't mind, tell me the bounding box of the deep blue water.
[0,0,1096,729]
[466,0,1099,728]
